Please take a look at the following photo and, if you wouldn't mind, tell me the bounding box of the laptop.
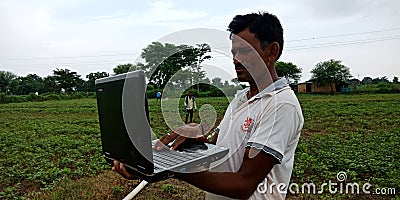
[95,70,228,183]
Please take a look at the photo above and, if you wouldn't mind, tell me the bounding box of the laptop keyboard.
[153,149,205,169]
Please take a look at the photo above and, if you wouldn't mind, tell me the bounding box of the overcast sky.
[1,0,399,82]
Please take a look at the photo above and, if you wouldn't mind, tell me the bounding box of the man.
[156,91,162,101]
[113,11,303,199]
[184,91,197,123]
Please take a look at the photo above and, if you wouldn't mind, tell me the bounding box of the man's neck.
[247,77,279,99]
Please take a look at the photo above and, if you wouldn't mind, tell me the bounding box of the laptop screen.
[95,71,154,174]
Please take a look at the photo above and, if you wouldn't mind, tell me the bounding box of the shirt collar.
[250,78,289,100]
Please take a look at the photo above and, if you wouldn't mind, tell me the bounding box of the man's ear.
[267,42,280,61]
[262,42,279,63]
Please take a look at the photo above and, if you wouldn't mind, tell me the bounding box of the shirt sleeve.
[246,102,300,164]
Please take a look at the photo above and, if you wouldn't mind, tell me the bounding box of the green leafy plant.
[1,94,399,199]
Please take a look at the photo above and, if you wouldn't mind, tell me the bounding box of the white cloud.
[146,0,207,22]
[0,1,54,54]
[0,0,399,80]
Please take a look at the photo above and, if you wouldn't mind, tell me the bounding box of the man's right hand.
[153,123,208,151]
[112,160,137,180]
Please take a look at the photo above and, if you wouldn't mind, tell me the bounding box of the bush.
[60,94,72,100]
[45,94,61,100]
[0,92,95,104]
[0,93,5,103]
[356,83,400,94]
[72,92,84,99]
[9,96,18,103]
[146,89,158,98]
[28,93,37,101]
[208,87,224,97]
[147,84,155,91]
[87,92,96,98]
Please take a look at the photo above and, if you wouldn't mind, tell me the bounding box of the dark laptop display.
[95,70,228,182]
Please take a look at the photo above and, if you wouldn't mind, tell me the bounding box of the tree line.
[0,69,110,95]
[0,42,299,96]
[1,41,398,96]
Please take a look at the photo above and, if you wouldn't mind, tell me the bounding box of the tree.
[194,77,212,92]
[0,71,17,94]
[43,76,58,93]
[275,61,302,84]
[211,77,223,88]
[361,77,373,85]
[11,74,44,95]
[140,42,211,89]
[372,76,389,84]
[113,63,144,75]
[170,69,192,89]
[310,59,352,93]
[113,64,131,75]
[75,78,86,92]
[86,72,109,92]
[231,78,240,85]
[223,80,230,87]
[53,68,83,93]
[8,79,20,95]
[189,43,212,90]
[393,76,399,84]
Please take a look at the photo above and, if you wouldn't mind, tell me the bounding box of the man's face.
[231,29,270,83]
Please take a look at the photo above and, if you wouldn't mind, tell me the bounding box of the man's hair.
[227,11,284,60]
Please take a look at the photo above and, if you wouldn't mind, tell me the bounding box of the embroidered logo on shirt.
[240,117,253,133]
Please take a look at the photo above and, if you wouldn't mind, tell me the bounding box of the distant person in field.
[184,91,197,123]
[156,91,162,101]
[113,11,304,199]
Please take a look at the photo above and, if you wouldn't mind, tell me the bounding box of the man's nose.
[233,57,241,65]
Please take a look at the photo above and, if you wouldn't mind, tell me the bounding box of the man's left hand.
[153,123,207,151]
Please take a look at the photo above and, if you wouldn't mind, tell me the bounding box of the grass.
[291,94,399,199]
[0,99,108,199]
[0,94,399,199]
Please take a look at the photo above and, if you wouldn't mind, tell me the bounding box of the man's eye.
[238,49,251,54]
[231,48,251,56]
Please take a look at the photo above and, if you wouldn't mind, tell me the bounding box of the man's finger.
[112,160,120,171]
[170,135,187,150]
[154,132,178,150]
[119,163,132,178]
[153,140,166,151]
[113,160,135,179]
[195,135,208,143]
[153,132,177,150]
[160,131,178,144]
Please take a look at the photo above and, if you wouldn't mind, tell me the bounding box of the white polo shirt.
[206,78,304,200]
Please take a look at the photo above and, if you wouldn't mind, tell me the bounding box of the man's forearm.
[174,171,255,199]
[173,147,276,199]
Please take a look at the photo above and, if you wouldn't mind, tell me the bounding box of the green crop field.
[0,94,399,199]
